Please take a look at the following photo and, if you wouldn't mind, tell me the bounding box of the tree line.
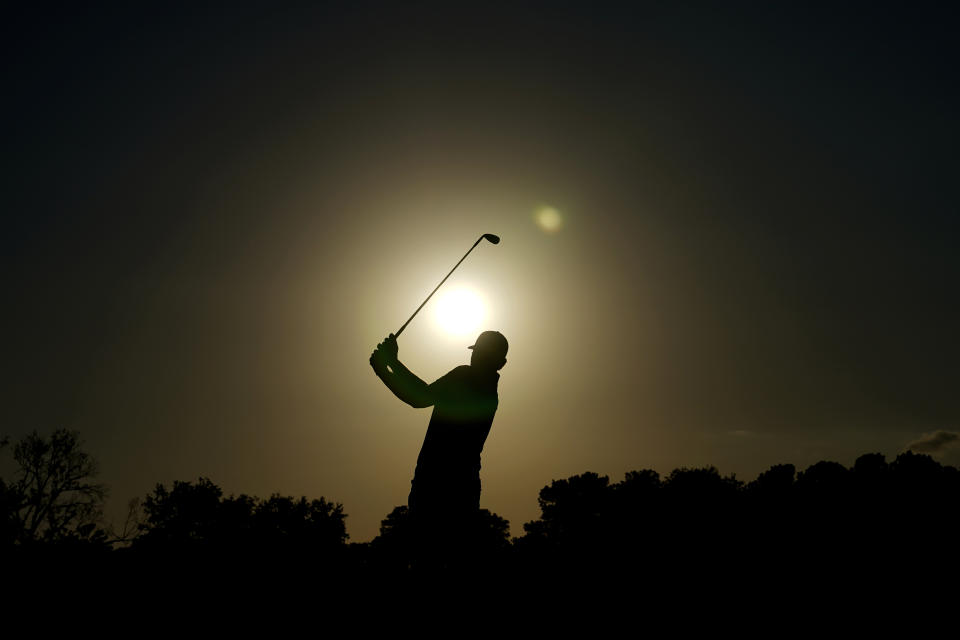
[3,429,958,580]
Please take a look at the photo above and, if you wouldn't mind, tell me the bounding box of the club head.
[482,233,501,244]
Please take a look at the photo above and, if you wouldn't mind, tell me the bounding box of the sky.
[3,2,958,541]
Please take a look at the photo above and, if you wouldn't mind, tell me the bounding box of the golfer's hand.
[370,334,398,370]
[379,333,399,362]
[369,348,388,374]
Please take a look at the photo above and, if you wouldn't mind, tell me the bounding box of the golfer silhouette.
[370,330,507,563]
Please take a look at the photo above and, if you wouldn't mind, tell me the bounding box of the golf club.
[394,233,500,338]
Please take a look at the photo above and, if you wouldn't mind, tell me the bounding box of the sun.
[433,286,488,336]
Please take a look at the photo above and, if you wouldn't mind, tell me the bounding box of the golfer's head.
[468,331,508,371]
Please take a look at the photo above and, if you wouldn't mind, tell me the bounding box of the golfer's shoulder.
[430,365,470,387]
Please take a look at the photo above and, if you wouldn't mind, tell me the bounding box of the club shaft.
[395,236,485,337]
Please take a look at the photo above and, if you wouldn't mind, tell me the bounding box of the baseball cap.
[468,331,508,358]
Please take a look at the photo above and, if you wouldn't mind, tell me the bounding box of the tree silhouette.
[523,472,611,548]
[4,425,958,588]
[368,504,511,572]
[367,505,418,571]
[743,463,796,565]
[518,471,621,574]
[133,477,348,561]
[887,451,959,548]
[253,494,349,548]
[135,477,223,551]
[749,463,796,494]
[1,429,107,546]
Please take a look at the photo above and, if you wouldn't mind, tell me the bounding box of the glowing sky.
[3,3,958,541]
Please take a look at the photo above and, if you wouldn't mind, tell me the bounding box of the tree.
[1,437,20,545]
[368,505,417,570]
[135,477,224,549]
[521,472,612,550]
[608,469,661,546]
[749,463,796,496]
[1,429,107,545]
[252,494,348,548]
[369,504,511,572]
[133,477,348,555]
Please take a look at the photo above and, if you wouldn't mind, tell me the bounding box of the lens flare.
[534,205,563,233]
[433,287,488,336]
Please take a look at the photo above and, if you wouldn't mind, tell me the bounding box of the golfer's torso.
[415,366,499,477]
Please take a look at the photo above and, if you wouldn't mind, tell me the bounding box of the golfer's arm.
[375,359,434,408]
